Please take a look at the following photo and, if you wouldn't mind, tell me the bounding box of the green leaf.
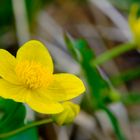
[76,39,110,99]
[0,98,26,133]
[4,127,38,140]
[65,38,112,108]
[64,34,79,61]
[0,0,13,28]
[101,105,126,140]
[65,37,126,140]
[0,98,39,140]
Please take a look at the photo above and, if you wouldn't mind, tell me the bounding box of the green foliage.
[3,127,38,140]
[64,35,113,109]
[122,93,140,106]
[75,40,111,106]
[0,98,39,140]
[0,98,26,133]
[64,35,126,140]
[101,105,126,140]
[0,0,13,28]
[111,66,140,86]
[64,34,79,61]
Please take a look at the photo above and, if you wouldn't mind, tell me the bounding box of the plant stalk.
[0,118,53,138]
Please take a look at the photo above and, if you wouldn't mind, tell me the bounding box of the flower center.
[15,61,52,89]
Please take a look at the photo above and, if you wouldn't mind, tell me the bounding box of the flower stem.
[0,118,53,138]
[92,43,136,66]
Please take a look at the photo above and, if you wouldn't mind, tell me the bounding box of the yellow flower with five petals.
[0,40,85,114]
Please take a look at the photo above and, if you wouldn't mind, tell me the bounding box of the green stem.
[0,118,53,138]
[101,105,126,140]
[93,43,136,66]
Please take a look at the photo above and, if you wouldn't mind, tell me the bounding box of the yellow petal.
[0,79,28,102]
[0,49,18,84]
[26,92,63,114]
[40,73,85,101]
[129,4,139,29]
[16,40,53,73]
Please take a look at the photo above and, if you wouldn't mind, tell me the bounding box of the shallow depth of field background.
[1,0,140,140]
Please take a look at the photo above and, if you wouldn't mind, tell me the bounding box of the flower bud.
[52,102,80,125]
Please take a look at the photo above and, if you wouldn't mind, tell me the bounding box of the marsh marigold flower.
[129,4,140,44]
[52,101,80,125]
[0,40,85,114]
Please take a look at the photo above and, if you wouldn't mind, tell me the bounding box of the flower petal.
[0,79,28,102]
[0,49,18,84]
[0,79,63,114]
[26,92,63,114]
[16,40,53,73]
[40,73,85,101]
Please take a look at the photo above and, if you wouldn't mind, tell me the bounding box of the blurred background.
[1,0,140,140]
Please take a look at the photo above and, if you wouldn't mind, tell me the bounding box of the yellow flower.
[0,40,85,114]
[52,101,80,125]
[129,4,140,44]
